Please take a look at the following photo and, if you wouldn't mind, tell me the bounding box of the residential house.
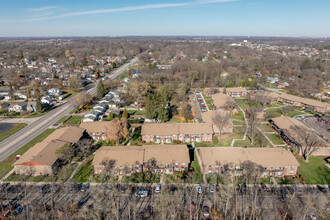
[41,96,57,105]
[201,109,234,134]
[81,115,98,122]
[218,87,248,97]
[270,116,330,156]
[26,101,36,112]
[141,123,214,143]
[9,102,27,112]
[211,93,238,113]
[13,127,86,176]
[199,147,300,177]
[48,88,62,97]
[80,121,109,140]
[93,145,190,175]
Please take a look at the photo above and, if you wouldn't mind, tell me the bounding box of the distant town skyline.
[0,0,329,37]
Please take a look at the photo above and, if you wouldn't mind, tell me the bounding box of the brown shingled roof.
[92,145,190,166]
[80,121,110,133]
[211,93,234,109]
[141,123,213,136]
[13,127,85,166]
[199,147,300,168]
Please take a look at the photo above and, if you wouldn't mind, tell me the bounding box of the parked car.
[81,183,90,192]
[202,206,210,218]
[198,99,203,102]
[209,184,214,193]
[170,185,177,194]
[195,184,202,194]
[135,190,148,198]
[317,185,327,193]
[201,108,207,112]
[200,102,205,105]
[121,185,127,193]
[155,184,161,193]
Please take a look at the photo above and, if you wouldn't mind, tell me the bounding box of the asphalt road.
[0,57,138,162]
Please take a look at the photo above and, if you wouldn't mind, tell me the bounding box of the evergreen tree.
[96,80,107,98]
[36,96,42,113]
[122,108,128,119]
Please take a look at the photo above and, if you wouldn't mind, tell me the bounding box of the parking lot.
[0,182,329,219]
[295,115,330,143]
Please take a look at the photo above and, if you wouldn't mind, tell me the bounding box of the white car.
[155,184,161,193]
[135,190,148,198]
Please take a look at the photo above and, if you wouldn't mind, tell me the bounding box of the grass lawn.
[130,127,142,146]
[169,117,183,123]
[232,120,245,125]
[56,116,69,124]
[70,109,78,114]
[297,156,330,184]
[233,139,251,147]
[234,99,249,111]
[265,108,282,117]
[6,173,56,182]
[64,116,84,124]
[0,129,55,180]
[0,123,27,142]
[287,110,306,118]
[73,157,94,182]
[217,128,244,146]
[258,123,274,132]
[127,110,146,115]
[231,111,244,121]
[266,133,284,145]
[191,153,202,183]
[204,97,213,110]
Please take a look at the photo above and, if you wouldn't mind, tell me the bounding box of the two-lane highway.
[0,57,138,161]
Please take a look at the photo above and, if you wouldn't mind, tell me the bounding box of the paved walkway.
[67,162,82,182]
[230,103,248,147]
[193,144,207,184]
[126,127,135,146]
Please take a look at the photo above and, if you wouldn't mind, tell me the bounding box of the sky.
[0,0,329,37]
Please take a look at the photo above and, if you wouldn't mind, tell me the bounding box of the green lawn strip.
[64,116,84,124]
[169,117,182,123]
[258,123,274,132]
[56,116,69,124]
[265,108,282,117]
[217,128,244,146]
[0,123,27,142]
[73,157,94,182]
[297,156,330,184]
[0,129,55,179]
[232,120,245,125]
[265,133,284,145]
[6,174,56,182]
[234,99,249,111]
[233,139,251,147]
[191,152,202,183]
[287,110,307,118]
[231,111,244,121]
[127,110,146,115]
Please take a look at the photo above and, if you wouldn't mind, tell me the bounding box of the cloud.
[33,0,238,20]
[28,6,58,12]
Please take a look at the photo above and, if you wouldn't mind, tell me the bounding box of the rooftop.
[93,145,190,166]
[199,147,300,168]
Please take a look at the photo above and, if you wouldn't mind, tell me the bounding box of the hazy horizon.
[1,0,330,37]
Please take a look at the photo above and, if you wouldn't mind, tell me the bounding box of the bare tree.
[245,107,259,145]
[212,110,230,139]
[291,125,321,162]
